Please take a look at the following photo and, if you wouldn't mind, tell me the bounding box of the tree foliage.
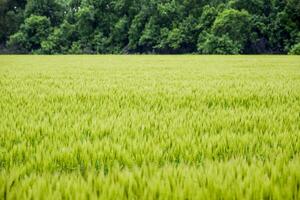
[8,15,51,52]
[289,43,300,55]
[1,0,299,54]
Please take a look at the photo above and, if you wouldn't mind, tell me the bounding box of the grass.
[0,55,300,199]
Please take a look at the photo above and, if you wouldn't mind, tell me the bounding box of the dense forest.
[0,0,299,54]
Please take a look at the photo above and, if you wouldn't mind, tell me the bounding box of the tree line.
[0,0,300,54]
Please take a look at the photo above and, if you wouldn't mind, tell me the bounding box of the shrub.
[69,42,82,54]
[289,43,300,55]
[198,34,241,54]
[8,31,29,52]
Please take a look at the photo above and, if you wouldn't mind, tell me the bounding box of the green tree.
[197,5,218,32]
[0,0,26,45]
[25,0,64,25]
[92,32,108,54]
[139,16,160,52]
[109,16,130,53]
[1,0,300,54]
[198,33,241,54]
[7,31,29,52]
[229,0,264,14]
[128,10,147,52]
[212,9,251,52]
[289,43,300,55]
[155,27,185,53]
[8,15,51,52]
[41,20,77,54]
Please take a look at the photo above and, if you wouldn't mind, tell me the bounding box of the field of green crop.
[0,55,300,199]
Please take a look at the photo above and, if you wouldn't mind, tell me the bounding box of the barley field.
[0,55,300,199]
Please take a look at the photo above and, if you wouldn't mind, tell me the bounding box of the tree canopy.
[0,0,299,54]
